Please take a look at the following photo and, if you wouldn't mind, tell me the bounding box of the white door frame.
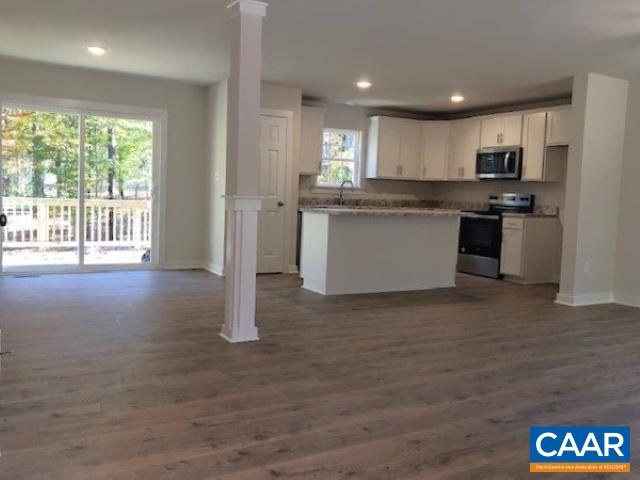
[0,92,168,275]
[260,108,294,274]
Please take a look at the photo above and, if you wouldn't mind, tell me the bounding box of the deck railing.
[1,197,151,247]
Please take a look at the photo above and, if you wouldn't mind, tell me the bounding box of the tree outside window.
[316,128,361,187]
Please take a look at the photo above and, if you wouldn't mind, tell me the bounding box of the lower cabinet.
[500,215,562,284]
[500,226,524,276]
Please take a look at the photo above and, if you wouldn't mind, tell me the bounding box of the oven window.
[459,217,501,258]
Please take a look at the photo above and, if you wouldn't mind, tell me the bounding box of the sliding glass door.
[0,102,158,272]
[83,115,153,265]
[1,107,80,268]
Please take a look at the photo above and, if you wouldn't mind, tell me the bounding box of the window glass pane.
[317,129,360,187]
[83,116,153,265]
[317,161,355,186]
[1,107,80,267]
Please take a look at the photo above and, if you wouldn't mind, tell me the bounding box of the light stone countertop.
[299,207,461,217]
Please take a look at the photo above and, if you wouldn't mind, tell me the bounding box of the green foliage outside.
[318,161,354,186]
[1,108,152,200]
[317,129,359,187]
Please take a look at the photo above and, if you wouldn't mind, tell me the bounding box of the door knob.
[0,214,6,227]
[278,201,285,207]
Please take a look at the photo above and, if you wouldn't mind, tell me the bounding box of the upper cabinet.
[448,117,481,181]
[521,111,565,182]
[521,112,547,181]
[546,107,572,146]
[367,116,422,180]
[421,121,450,180]
[299,106,325,175]
[480,114,523,148]
[363,105,571,183]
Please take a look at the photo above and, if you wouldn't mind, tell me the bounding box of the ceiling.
[1,0,639,111]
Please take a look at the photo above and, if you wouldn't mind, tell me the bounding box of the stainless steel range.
[457,193,535,278]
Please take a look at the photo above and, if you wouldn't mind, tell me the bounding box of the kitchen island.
[299,207,461,295]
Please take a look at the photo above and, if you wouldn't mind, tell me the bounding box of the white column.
[220,0,267,343]
[556,73,629,306]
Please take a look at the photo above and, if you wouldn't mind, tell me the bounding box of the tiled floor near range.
[0,270,639,479]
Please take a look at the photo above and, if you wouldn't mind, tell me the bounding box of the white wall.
[205,80,228,275]
[0,57,208,267]
[558,73,628,305]
[614,76,640,307]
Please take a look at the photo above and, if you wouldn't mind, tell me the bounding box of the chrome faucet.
[338,179,354,206]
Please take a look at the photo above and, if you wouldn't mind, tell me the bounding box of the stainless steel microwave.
[476,146,522,179]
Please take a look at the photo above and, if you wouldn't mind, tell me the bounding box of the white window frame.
[0,92,167,275]
[315,128,362,189]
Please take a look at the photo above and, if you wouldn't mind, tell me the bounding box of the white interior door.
[257,114,287,273]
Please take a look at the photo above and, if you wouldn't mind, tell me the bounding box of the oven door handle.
[462,213,500,220]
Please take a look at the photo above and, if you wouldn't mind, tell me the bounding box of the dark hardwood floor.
[0,270,639,479]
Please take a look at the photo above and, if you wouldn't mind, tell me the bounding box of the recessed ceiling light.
[356,80,372,90]
[450,94,465,103]
[87,46,107,56]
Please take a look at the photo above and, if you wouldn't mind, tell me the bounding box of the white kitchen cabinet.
[299,106,325,175]
[399,119,423,178]
[522,112,547,181]
[367,116,422,179]
[500,215,562,284]
[448,117,481,181]
[480,114,523,147]
[421,121,450,180]
[522,111,566,182]
[500,227,524,276]
[546,107,572,146]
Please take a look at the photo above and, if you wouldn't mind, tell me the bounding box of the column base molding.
[220,195,261,344]
[555,291,614,306]
[219,329,259,344]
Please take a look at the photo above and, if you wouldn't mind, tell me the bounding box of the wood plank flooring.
[0,270,639,479]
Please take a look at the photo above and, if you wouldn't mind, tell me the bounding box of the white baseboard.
[614,292,640,308]
[163,260,204,270]
[555,291,614,306]
[202,262,225,277]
